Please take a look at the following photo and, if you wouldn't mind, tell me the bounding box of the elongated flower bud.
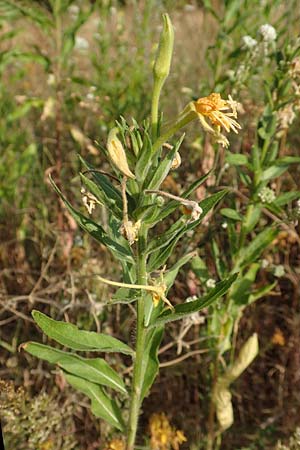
[107,128,135,179]
[153,13,174,82]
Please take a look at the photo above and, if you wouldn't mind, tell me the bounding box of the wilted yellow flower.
[194,93,241,134]
[81,187,101,215]
[107,128,135,179]
[149,412,187,450]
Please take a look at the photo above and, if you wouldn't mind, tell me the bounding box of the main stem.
[126,225,148,450]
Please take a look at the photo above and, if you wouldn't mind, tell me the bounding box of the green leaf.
[274,191,300,207]
[146,134,185,190]
[191,255,209,283]
[148,190,228,271]
[248,282,276,304]
[230,264,260,306]
[65,373,125,431]
[78,155,124,214]
[32,310,133,356]
[220,208,243,221]
[241,205,262,234]
[144,252,196,327]
[141,327,164,400]
[144,171,211,225]
[261,164,289,181]
[151,275,237,326]
[135,130,152,181]
[147,218,186,254]
[234,228,278,270]
[226,153,248,166]
[49,177,134,263]
[24,342,127,394]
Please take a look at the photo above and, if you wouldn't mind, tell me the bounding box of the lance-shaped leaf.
[135,129,153,181]
[145,134,185,190]
[150,274,237,327]
[32,310,133,356]
[50,177,134,263]
[147,217,186,254]
[80,173,122,219]
[23,342,127,394]
[141,327,164,400]
[234,227,278,270]
[65,373,125,431]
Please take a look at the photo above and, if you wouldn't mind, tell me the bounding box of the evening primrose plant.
[22,14,240,449]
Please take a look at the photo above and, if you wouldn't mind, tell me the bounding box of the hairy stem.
[126,225,148,450]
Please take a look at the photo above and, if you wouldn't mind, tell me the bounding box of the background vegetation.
[0,0,300,449]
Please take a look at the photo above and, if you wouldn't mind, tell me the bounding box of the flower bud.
[153,13,174,82]
[107,128,135,179]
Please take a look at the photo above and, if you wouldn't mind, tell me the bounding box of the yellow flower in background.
[104,438,125,450]
[271,327,285,346]
[149,412,187,450]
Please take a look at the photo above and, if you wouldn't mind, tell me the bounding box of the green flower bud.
[153,13,174,82]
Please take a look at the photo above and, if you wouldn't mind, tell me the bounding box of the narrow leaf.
[32,310,133,356]
[24,342,127,394]
[50,177,133,263]
[151,274,237,326]
[65,373,125,431]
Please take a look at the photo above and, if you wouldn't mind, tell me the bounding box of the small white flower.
[274,265,285,278]
[242,35,258,49]
[295,199,300,216]
[186,295,198,303]
[68,4,79,18]
[47,73,55,86]
[258,186,276,204]
[221,222,228,229]
[261,259,269,269]
[206,278,216,289]
[75,36,89,51]
[86,92,95,101]
[259,24,277,42]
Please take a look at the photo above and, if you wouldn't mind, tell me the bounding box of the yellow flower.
[194,93,241,134]
[104,438,125,450]
[188,92,241,148]
[149,413,187,450]
[271,327,285,346]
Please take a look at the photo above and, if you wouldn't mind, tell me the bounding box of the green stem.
[151,77,164,139]
[126,225,148,450]
[152,112,194,155]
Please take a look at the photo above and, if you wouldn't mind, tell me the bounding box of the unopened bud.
[107,128,135,179]
[153,13,174,82]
